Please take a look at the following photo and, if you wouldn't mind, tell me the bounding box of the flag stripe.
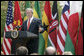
[44,1,52,23]
[5,38,11,49]
[61,15,67,30]
[42,11,49,25]
[5,24,9,31]
[58,31,65,47]
[48,35,56,48]
[4,38,10,54]
[2,45,6,55]
[57,35,64,52]
[7,25,11,30]
[65,11,69,19]
[60,20,66,34]
[52,1,58,20]
[59,25,66,41]
[63,14,68,24]
[33,8,39,18]
[56,42,63,54]
[3,39,9,55]
[9,24,13,30]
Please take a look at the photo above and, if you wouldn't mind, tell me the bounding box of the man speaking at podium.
[21,8,43,54]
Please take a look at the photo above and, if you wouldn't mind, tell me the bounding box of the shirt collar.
[30,16,33,23]
[27,16,33,25]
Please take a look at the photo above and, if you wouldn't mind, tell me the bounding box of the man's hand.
[39,23,49,33]
[39,26,43,32]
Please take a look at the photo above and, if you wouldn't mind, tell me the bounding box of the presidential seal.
[11,30,18,39]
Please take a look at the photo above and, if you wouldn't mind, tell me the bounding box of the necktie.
[27,18,30,30]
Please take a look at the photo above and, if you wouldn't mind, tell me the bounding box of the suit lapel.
[25,20,27,30]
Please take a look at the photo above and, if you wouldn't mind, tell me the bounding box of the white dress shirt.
[27,16,33,27]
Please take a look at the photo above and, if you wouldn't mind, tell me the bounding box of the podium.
[5,31,38,54]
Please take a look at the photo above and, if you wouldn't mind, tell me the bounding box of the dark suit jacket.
[21,17,42,54]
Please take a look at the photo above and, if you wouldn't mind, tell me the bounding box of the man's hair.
[26,8,33,14]
[30,53,39,55]
[16,46,28,55]
[62,51,73,55]
[1,51,4,55]
[44,46,56,55]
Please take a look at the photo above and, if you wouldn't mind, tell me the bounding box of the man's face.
[26,10,32,19]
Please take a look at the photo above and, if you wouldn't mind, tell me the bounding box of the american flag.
[56,1,70,55]
[2,1,13,55]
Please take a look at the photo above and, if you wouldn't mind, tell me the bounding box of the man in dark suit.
[21,8,43,54]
